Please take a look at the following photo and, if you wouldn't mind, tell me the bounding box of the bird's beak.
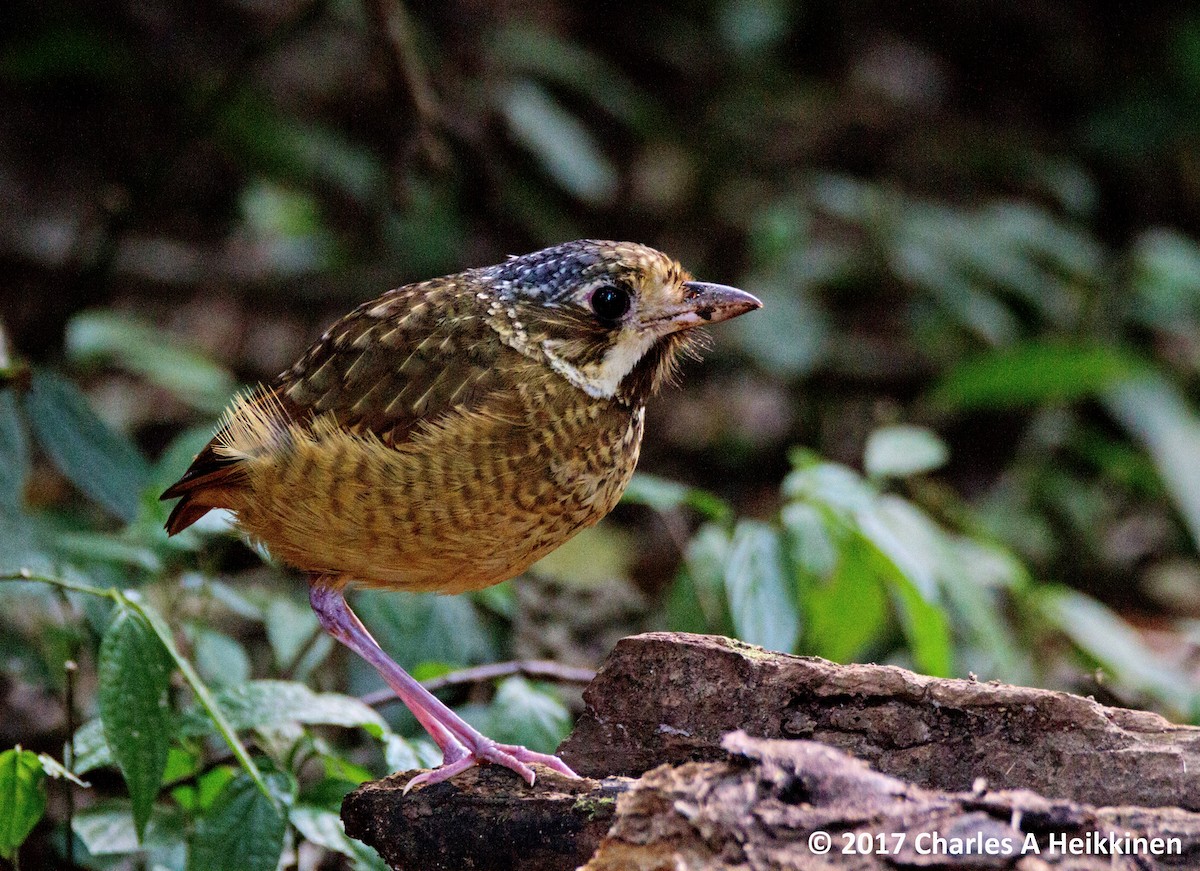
[664,281,763,332]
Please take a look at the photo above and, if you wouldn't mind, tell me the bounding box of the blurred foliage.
[5,0,1200,868]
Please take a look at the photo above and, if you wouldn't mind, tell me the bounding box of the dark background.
[5,2,1200,867]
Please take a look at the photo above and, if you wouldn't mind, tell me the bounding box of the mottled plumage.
[162,239,760,786]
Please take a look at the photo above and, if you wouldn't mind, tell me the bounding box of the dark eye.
[590,285,631,323]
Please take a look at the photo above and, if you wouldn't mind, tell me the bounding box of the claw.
[403,741,549,790]
[492,743,580,779]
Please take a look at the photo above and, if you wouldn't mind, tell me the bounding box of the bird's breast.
[227,373,645,595]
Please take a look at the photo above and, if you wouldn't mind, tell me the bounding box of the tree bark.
[342,632,1200,870]
[560,632,1200,810]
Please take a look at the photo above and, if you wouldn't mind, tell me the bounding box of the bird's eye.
[590,285,631,323]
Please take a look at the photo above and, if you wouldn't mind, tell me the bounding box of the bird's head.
[481,240,761,405]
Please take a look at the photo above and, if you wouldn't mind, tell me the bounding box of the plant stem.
[0,571,276,808]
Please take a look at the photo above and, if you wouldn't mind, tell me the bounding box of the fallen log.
[560,632,1200,811]
[342,632,1200,870]
[582,731,1200,870]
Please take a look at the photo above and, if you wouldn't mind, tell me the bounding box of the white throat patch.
[541,330,658,399]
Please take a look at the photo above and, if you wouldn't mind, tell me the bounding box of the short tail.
[160,443,243,535]
[161,386,296,535]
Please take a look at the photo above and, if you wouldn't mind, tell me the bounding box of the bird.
[161,239,761,788]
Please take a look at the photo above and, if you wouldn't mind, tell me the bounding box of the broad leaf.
[98,605,173,839]
[864,425,949,479]
[621,473,731,521]
[71,718,110,774]
[1042,587,1198,713]
[192,627,252,688]
[73,801,187,868]
[383,734,439,773]
[182,680,389,738]
[0,748,46,861]
[290,805,389,870]
[500,80,618,206]
[723,520,799,653]
[353,590,494,677]
[265,596,319,672]
[0,388,28,511]
[1105,375,1200,555]
[66,310,235,413]
[803,536,889,664]
[486,677,571,754]
[931,342,1145,411]
[883,557,954,677]
[24,369,151,521]
[189,772,287,871]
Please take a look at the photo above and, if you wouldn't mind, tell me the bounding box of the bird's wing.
[277,284,511,447]
[162,282,514,533]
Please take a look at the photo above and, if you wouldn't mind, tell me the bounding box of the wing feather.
[162,280,510,533]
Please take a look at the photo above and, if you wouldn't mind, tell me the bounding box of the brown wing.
[278,282,506,446]
[162,278,508,534]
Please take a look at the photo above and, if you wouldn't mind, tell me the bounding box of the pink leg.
[308,580,580,789]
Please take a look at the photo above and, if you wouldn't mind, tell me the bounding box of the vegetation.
[4,1,1200,868]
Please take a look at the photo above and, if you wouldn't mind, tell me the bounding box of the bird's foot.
[491,742,580,779]
[403,739,580,792]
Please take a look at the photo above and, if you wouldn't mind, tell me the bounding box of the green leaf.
[491,26,661,134]
[152,425,221,495]
[621,472,731,521]
[128,592,273,803]
[383,734,425,772]
[678,524,734,635]
[54,530,162,572]
[73,802,140,856]
[192,628,251,688]
[0,748,46,861]
[71,718,110,774]
[98,604,173,840]
[885,559,953,677]
[181,680,389,739]
[290,805,389,870]
[499,80,618,206]
[864,425,949,479]
[486,677,571,754]
[189,772,287,871]
[264,596,319,672]
[931,342,1146,411]
[1041,587,1198,713]
[24,369,151,521]
[783,460,876,515]
[66,310,236,413]
[0,388,28,511]
[1130,228,1200,328]
[803,535,889,664]
[724,520,800,653]
[1104,375,1200,555]
[353,590,494,677]
[73,801,187,867]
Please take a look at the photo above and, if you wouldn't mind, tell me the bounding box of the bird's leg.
[308,579,580,788]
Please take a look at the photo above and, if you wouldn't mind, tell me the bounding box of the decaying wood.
[342,764,632,871]
[560,632,1200,811]
[582,731,1200,870]
[342,632,1200,870]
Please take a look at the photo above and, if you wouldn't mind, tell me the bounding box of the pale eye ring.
[590,284,631,323]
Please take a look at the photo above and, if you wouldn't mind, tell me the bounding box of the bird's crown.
[476,240,759,406]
